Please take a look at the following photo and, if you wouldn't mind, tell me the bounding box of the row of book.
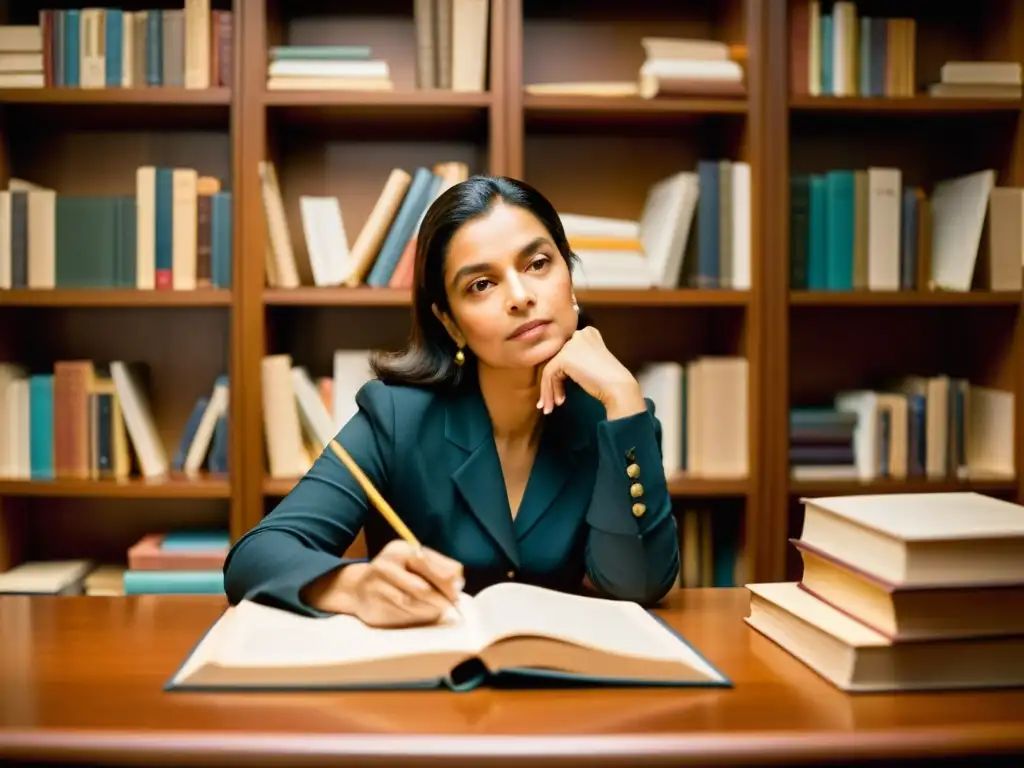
[413,0,489,93]
[790,1,916,98]
[790,0,1021,101]
[0,4,231,90]
[0,361,227,482]
[263,156,751,292]
[261,160,469,290]
[563,161,750,291]
[637,358,748,481]
[0,173,232,292]
[746,491,1024,691]
[789,168,1021,293]
[0,529,228,596]
[674,506,747,590]
[525,36,745,100]
[789,377,1015,484]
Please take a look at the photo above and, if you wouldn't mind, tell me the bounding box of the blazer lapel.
[446,389,520,568]
[512,385,593,540]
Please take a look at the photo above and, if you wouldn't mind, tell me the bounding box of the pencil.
[328,438,422,550]
[328,438,462,617]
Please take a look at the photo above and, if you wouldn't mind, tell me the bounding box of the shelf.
[262,89,492,132]
[667,475,748,497]
[790,291,1022,308]
[0,289,233,308]
[525,94,747,118]
[0,88,231,130]
[264,287,749,308]
[789,95,1022,114]
[0,475,231,499]
[0,87,231,105]
[266,474,747,498]
[791,476,1018,497]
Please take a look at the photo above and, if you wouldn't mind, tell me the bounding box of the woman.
[224,175,680,627]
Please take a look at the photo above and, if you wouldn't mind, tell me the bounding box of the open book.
[166,582,730,691]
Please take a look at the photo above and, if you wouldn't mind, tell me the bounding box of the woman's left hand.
[537,327,646,419]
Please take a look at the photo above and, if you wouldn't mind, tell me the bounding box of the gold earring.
[454,347,465,366]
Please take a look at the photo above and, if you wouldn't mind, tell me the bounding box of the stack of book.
[266,44,392,91]
[745,492,1024,692]
[928,61,1022,100]
[638,37,745,99]
[0,24,43,88]
[121,530,228,595]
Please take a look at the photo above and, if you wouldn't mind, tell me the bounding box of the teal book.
[824,171,854,290]
[124,569,224,595]
[807,175,828,289]
[29,374,54,480]
[165,582,731,692]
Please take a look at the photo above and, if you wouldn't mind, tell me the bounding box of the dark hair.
[370,175,579,390]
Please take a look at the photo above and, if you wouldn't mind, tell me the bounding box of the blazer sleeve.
[583,398,680,604]
[222,380,396,617]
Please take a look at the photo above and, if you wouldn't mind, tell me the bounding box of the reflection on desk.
[0,589,1023,767]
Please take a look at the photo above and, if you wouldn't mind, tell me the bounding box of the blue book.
[104,9,123,87]
[164,583,732,692]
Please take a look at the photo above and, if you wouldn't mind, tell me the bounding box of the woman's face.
[435,202,578,373]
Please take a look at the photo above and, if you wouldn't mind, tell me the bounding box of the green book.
[165,582,731,692]
[268,45,371,60]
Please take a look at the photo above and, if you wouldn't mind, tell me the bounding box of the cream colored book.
[166,582,730,691]
[746,581,1024,692]
[798,492,1024,588]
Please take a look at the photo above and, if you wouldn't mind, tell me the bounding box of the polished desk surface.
[1,589,1022,767]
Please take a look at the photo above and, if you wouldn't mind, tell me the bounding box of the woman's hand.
[537,326,646,419]
[303,540,464,628]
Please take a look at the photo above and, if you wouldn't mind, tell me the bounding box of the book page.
[213,598,485,668]
[472,582,723,677]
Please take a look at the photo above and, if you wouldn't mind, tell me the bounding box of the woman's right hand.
[305,540,465,627]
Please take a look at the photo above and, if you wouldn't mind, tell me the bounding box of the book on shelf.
[790,1,1021,100]
[267,0,488,93]
[563,161,750,290]
[0,172,232,292]
[0,361,227,483]
[260,160,468,290]
[166,581,731,691]
[789,1,916,98]
[790,168,1018,293]
[928,62,1022,100]
[637,357,748,480]
[745,492,1024,692]
[789,378,1014,483]
[0,4,231,90]
[260,154,750,292]
[524,36,746,100]
[261,351,373,479]
[0,529,229,596]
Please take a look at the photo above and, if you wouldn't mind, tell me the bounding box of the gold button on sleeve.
[632,502,646,518]
[626,463,640,478]
[630,482,644,498]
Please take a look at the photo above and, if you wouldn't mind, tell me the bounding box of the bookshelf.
[0,0,1021,590]
[765,0,1024,580]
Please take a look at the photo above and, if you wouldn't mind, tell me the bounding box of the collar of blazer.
[443,381,594,566]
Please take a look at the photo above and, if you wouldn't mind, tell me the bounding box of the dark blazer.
[223,377,681,617]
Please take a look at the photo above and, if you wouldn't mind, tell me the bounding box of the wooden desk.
[0,589,1022,767]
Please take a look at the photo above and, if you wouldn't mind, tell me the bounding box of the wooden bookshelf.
[766,0,1024,580]
[1,0,1022,587]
